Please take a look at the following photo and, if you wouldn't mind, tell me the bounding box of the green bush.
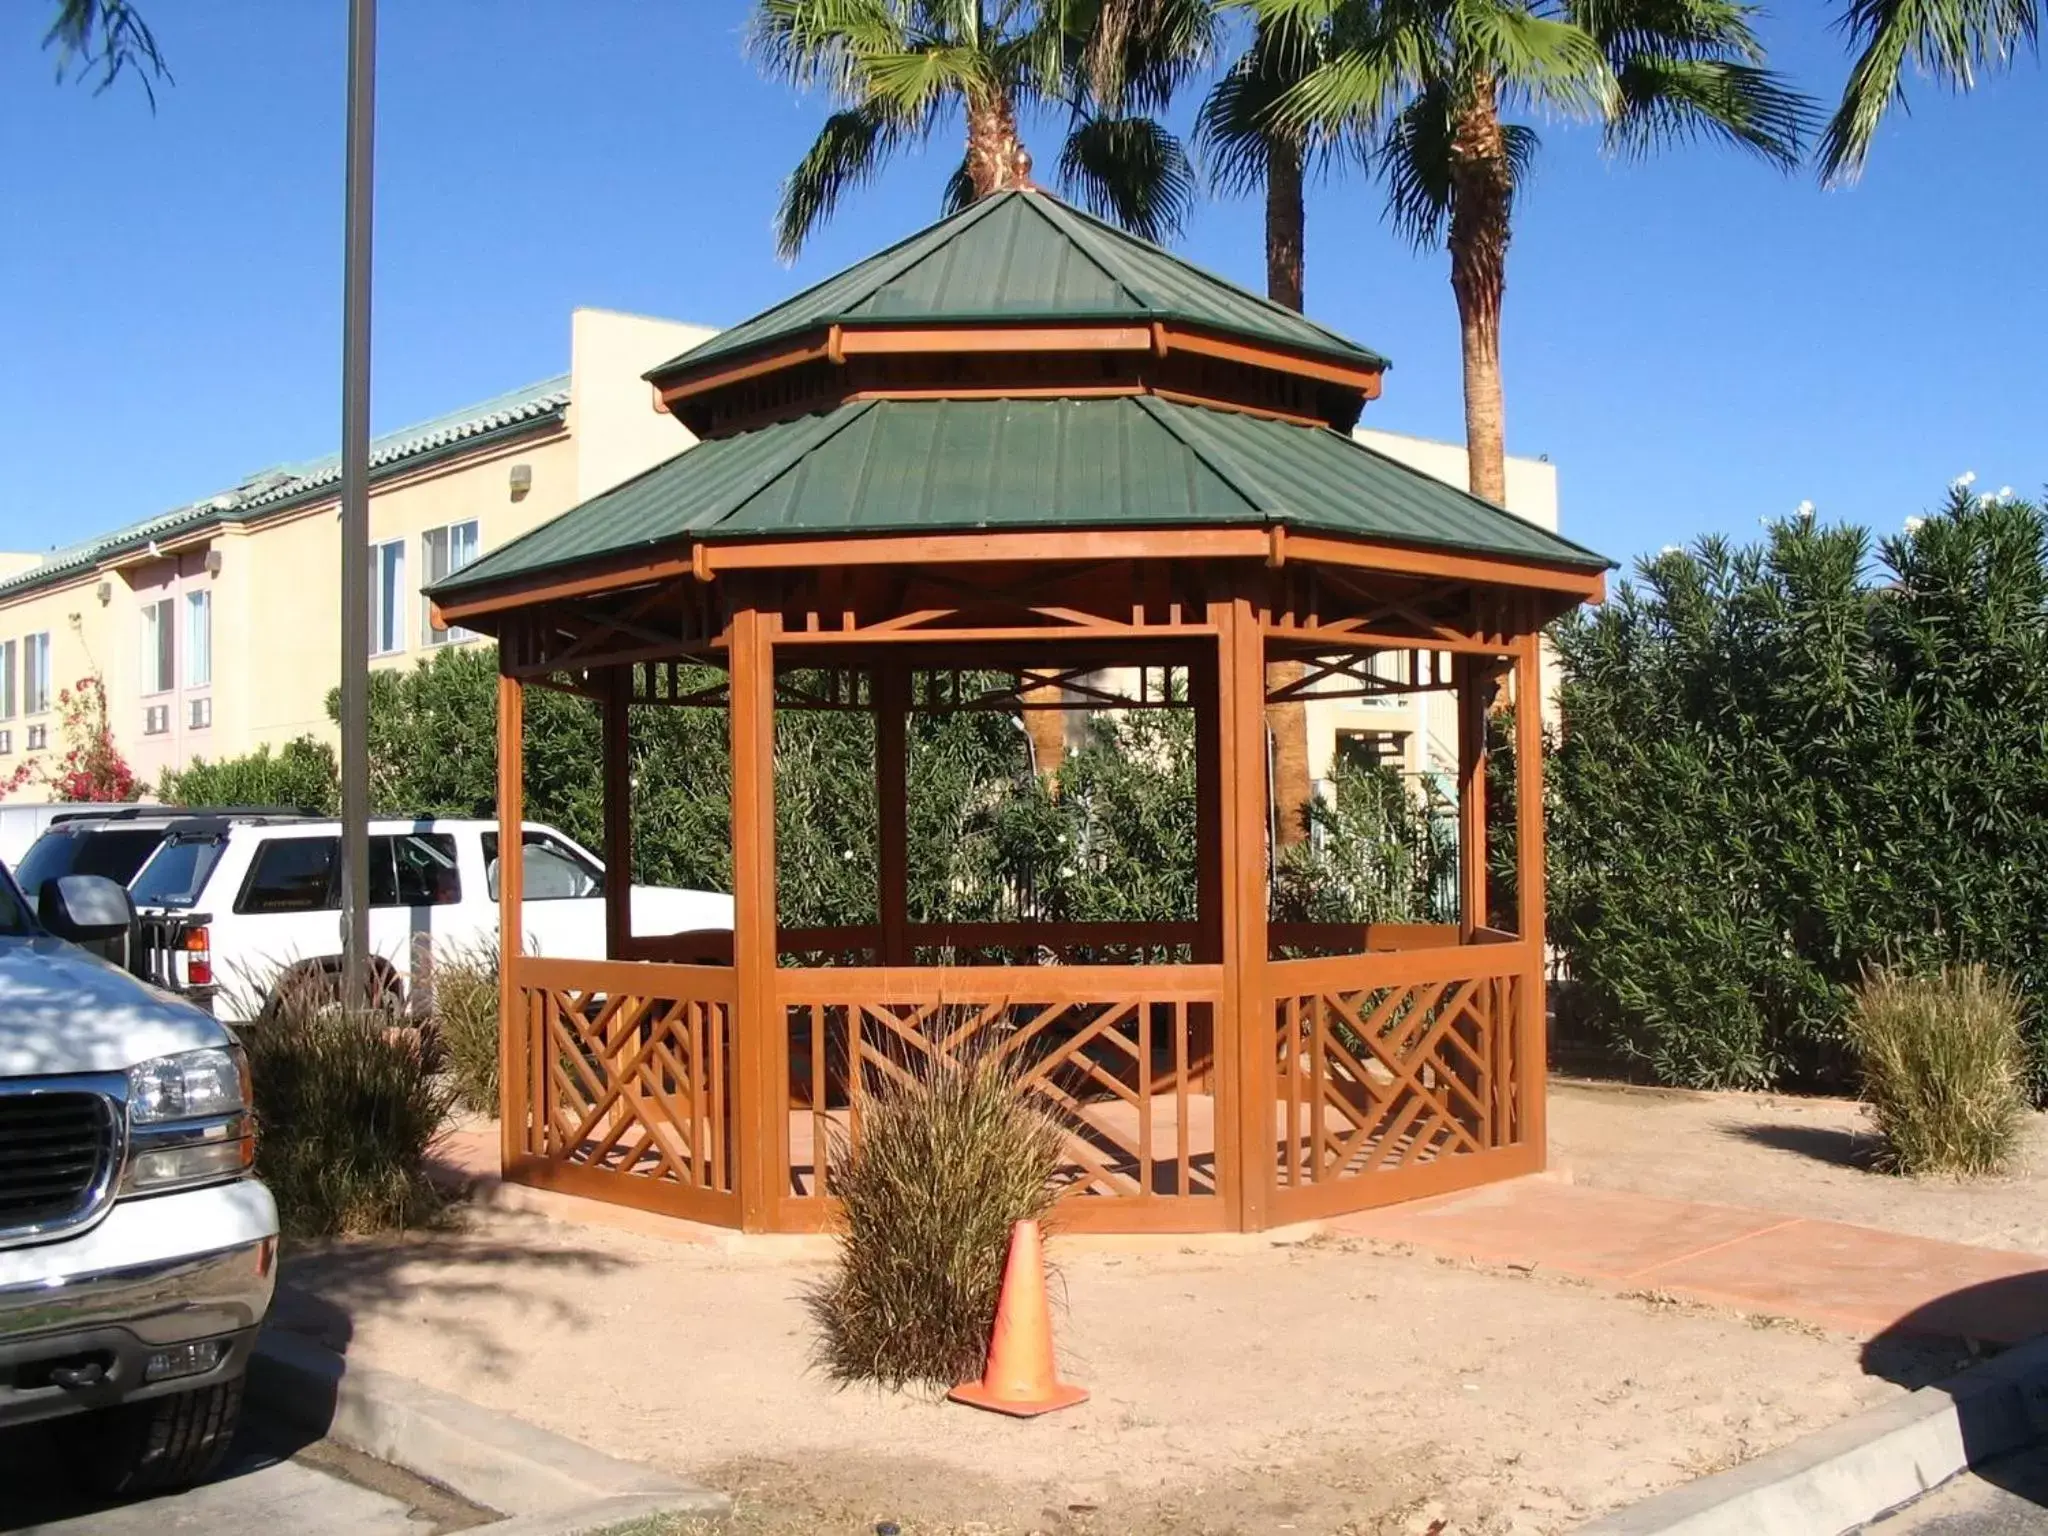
[1550,487,2048,1092]
[243,972,455,1237]
[808,1040,1063,1390]
[1848,967,2028,1177]
[159,735,339,813]
[428,940,500,1115]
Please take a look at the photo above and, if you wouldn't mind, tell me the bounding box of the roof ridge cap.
[1009,192,1152,309]
[1129,395,1270,516]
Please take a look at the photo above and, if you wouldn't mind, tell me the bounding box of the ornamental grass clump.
[809,1038,1063,1391]
[1847,966,2028,1178]
[429,939,501,1115]
[243,969,456,1237]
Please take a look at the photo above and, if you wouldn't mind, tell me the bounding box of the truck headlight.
[123,1047,255,1194]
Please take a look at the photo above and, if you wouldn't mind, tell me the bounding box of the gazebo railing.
[502,955,742,1227]
[1264,942,1540,1224]
[773,963,1230,1233]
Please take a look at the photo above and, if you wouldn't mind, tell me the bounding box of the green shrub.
[808,1039,1063,1390]
[159,735,339,813]
[1848,966,2028,1177]
[1550,487,2048,1093]
[243,972,455,1237]
[428,940,500,1115]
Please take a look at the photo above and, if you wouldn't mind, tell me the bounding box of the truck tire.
[64,1375,244,1496]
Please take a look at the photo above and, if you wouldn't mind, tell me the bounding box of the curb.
[248,1323,731,1528]
[1577,1334,2048,1535]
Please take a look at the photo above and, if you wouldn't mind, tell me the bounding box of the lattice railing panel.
[512,962,736,1201]
[1269,965,1522,1191]
[780,974,1222,1213]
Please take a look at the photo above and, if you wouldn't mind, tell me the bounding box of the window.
[421,521,480,645]
[23,632,50,715]
[482,831,602,902]
[144,704,170,736]
[0,730,12,755]
[141,597,175,695]
[235,837,339,915]
[25,724,46,752]
[15,827,169,895]
[0,639,15,721]
[131,836,226,910]
[370,539,406,655]
[370,833,461,907]
[185,590,212,689]
[1336,729,1410,773]
[188,697,212,730]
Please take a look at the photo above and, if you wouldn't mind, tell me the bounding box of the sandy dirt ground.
[1548,1081,2048,1254]
[281,1216,1960,1536]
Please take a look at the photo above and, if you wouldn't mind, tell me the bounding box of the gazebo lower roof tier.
[429,394,1610,615]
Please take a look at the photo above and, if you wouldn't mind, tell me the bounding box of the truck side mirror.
[40,874,137,943]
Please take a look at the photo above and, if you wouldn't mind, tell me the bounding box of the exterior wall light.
[509,463,533,501]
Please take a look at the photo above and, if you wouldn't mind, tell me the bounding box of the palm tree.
[751,0,1216,261]
[1821,0,2039,183]
[1252,0,1811,505]
[43,0,167,101]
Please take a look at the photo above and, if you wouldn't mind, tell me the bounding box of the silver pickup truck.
[0,861,277,1495]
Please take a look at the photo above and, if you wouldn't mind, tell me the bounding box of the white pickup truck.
[0,861,276,1494]
[115,816,732,1019]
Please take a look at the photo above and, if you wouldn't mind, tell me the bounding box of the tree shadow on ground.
[1860,1274,2048,1516]
[273,1213,632,1377]
[1721,1119,1881,1170]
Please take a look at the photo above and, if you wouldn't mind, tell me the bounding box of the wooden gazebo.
[428,189,1609,1234]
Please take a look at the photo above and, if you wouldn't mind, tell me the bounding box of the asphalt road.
[1864,1449,2048,1534]
[0,1410,494,1535]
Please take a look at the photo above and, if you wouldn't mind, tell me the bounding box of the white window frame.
[370,538,406,657]
[141,597,176,696]
[0,639,15,722]
[421,520,481,646]
[23,632,50,716]
[185,589,213,690]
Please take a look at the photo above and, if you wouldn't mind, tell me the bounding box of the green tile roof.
[0,376,569,602]
[432,395,1608,601]
[651,190,1388,378]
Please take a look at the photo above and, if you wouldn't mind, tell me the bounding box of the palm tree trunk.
[1447,75,1513,507]
[966,88,1030,196]
[1265,135,1305,311]
[1262,135,1312,842]
[1025,702,1066,787]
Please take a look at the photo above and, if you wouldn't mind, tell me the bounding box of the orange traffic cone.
[949,1219,1088,1417]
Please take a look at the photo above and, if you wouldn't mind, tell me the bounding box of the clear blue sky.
[2,2,2041,569]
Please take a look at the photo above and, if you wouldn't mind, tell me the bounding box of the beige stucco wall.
[569,308,712,502]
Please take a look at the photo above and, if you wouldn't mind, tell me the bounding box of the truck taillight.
[183,925,212,987]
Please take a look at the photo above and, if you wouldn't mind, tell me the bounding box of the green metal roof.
[651,190,1388,378]
[0,376,569,603]
[432,396,1608,601]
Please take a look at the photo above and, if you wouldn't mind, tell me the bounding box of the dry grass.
[427,938,500,1115]
[1847,965,2028,1178]
[243,970,455,1238]
[807,1035,1064,1391]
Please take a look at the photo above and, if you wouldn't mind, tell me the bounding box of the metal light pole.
[338,0,376,1006]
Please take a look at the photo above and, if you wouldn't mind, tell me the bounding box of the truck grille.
[0,1092,117,1236]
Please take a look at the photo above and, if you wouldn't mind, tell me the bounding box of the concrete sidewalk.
[1331,1178,2048,1342]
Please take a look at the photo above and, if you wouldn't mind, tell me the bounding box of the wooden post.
[496,671,525,1173]
[1454,655,1491,939]
[1191,647,1223,966]
[1217,593,1273,1231]
[728,606,781,1231]
[875,660,910,966]
[1512,635,1548,1162]
[602,665,634,960]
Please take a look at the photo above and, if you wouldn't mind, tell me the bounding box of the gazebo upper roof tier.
[429,393,1609,620]
[648,190,1390,437]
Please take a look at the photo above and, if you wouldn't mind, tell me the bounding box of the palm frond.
[1819,0,2039,183]
[775,103,916,261]
[44,0,169,105]
[1194,61,1286,195]
[1609,56,1816,166]
[1376,84,1455,249]
[750,0,912,92]
[1058,113,1199,242]
[1458,4,1619,121]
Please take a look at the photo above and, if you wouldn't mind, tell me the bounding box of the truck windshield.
[13,827,166,897]
[130,837,226,910]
